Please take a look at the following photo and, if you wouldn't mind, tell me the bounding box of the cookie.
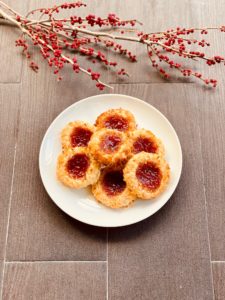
[124,152,170,199]
[95,108,136,132]
[57,148,100,188]
[92,166,136,208]
[89,128,131,165]
[61,121,95,150]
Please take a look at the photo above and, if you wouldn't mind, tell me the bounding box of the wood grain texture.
[1,0,224,85]
[198,1,225,260]
[108,84,213,300]
[213,263,225,300]
[3,0,29,13]
[0,0,109,83]
[0,85,20,259]
[0,0,225,299]
[5,51,107,261]
[27,0,110,82]
[2,262,106,300]
[197,85,225,261]
[199,0,225,83]
[0,1,29,83]
[107,0,205,84]
[0,24,23,83]
[1,0,217,85]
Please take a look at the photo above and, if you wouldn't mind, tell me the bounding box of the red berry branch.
[0,0,225,89]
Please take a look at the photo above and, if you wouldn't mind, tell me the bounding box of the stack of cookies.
[57,108,170,208]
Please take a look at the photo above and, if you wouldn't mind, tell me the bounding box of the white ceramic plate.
[39,94,182,227]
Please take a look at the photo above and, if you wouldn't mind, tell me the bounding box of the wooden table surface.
[0,1,225,299]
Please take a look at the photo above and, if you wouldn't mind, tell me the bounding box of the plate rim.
[39,93,183,227]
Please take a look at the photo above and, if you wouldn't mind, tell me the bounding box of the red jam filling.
[70,127,92,147]
[136,162,162,190]
[102,170,126,196]
[100,134,121,153]
[66,153,89,178]
[133,137,157,154]
[104,115,128,131]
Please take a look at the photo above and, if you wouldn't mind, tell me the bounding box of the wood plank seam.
[197,111,215,300]
[2,261,107,300]
[0,83,21,298]
[5,261,107,264]
[0,144,17,299]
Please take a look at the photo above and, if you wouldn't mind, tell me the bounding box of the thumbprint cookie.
[124,152,170,199]
[130,129,164,156]
[61,121,95,150]
[92,166,136,208]
[57,148,100,188]
[88,128,131,165]
[95,108,136,132]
